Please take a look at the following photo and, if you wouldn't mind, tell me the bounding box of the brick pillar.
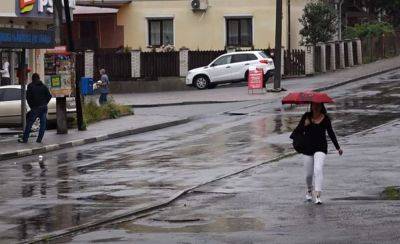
[356,38,362,65]
[329,42,336,71]
[347,40,354,66]
[305,45,315,76]
[84,50,94,78]
[339,42,345,69]
[131,50,141,78]
[179,48,189,77]
[318,42,327,73]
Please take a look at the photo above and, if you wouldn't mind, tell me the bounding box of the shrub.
[83,99,133,125]
[344,22,395,39]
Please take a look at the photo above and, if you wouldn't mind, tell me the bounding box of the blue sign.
[0,28,55,48]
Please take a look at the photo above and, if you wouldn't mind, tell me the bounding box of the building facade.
[117,0,309,51]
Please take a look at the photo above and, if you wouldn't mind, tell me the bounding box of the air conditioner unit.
[191,0,208,11]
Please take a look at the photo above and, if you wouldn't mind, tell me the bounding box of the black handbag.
[290,130,306,154]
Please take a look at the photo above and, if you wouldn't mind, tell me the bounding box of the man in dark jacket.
[19,73,52,143]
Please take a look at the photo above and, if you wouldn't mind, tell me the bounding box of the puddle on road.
[120,217,265,234]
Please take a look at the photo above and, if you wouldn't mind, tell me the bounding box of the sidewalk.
[107,56,400,107]
[0,114,190,160]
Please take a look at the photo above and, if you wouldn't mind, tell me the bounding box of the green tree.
[299,1,338,45]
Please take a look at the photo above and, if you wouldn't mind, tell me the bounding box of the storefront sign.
[0,28,55,48]
[16,0,76,19]
[248,66,264,90]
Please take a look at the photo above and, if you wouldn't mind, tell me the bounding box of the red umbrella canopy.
[282,91,334,104]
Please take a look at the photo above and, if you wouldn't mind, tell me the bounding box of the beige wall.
[0,0,16,17]
[118,0,309,51]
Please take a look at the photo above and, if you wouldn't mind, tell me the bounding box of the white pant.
[304,152,326,192]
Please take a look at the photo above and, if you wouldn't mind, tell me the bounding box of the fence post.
[347,40,354,66]
[131,50,141,78]
[355,38,362,65]
[318,42,327,72]
[179,48,189,77]
[339,41,345,69]
[329,42,336,71]
[84,50,94,78]
[305,44,315,76]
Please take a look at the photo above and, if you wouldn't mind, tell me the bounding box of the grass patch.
[83,99,133,126]
[380,186,400,200]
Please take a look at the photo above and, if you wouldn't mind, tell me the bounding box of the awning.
[76,0,132,8]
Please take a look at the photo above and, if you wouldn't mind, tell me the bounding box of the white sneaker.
[306,192,313,202]
[315,196,322,205]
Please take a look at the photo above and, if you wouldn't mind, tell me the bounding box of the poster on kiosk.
[44,46,75,97]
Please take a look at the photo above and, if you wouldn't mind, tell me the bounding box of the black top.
[27,81,52,109]
[292,112,340,156]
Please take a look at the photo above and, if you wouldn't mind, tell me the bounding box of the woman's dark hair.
[309,103,328,117]
[32,73,41,84]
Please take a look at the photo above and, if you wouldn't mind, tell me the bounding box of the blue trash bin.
[80,77,94,96]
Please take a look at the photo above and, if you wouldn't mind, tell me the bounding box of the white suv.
[186,51,275,89]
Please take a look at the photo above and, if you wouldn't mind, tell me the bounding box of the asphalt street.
[0,69,399,243]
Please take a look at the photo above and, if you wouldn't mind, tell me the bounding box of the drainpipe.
[287,0,291,51]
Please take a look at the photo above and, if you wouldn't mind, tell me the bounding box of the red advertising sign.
[248,67,264,90]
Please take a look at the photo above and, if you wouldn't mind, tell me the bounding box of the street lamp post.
[273,0,283,91]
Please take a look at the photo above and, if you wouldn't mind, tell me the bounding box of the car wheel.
[244,71,249,82]
[194,75,209,90]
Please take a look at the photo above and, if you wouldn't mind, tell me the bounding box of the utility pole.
[63,0,85,131]
[53,0,68,134]
[20,50,27,132]
[273,0,283,91]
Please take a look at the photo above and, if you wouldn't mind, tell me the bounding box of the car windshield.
[259,51,268,58]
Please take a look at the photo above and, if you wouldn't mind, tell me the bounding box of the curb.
[131,100,250,108]
[0,118,191,161]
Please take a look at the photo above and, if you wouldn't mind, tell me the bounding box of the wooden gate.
[94,52,132,81]
[140,51,180,78]
[284,49,305,76]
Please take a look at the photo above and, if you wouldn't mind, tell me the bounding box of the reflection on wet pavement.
[0,71,399,242]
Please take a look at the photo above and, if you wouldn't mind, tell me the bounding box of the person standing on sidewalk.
[99,69,110,105]
[1,57,11,86]
[19,73,52,143]
[291,102,343,204]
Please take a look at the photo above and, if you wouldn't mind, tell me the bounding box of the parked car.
[186,51,275,89]
[0,85,76,127]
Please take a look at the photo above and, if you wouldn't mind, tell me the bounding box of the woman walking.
[291,102,343,204]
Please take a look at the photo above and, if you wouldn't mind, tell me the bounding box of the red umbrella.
[282,91,334,105]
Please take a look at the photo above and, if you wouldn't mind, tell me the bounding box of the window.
[212,55,232,66]
[226,18,253,47]
[148,19,174,46]
[2,88,21,101]
[231,54,257,63]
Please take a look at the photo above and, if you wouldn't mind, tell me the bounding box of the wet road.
[0,70,399,243]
